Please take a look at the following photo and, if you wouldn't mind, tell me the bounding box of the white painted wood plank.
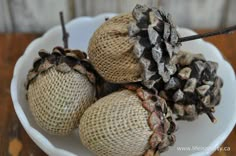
[160,0,225,29]
[74,0,86,16]
[74,0,159,16]
[1,0,231,32]
[226,0,236,26]
[84,0,119,16]
[9,0,72,32]
[0,0,13,32]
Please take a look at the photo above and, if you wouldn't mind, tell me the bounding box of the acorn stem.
[206,112,217,123]
[178,25,236,42]
[59,11,69,48]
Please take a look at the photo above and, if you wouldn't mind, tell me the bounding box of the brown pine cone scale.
[26,47,93,89]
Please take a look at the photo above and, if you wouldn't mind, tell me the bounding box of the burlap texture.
[28,67,95,135]
[88,14,142,83]
[79,90,152,156]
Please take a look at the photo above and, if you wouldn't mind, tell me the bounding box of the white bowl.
[11,13,236,156]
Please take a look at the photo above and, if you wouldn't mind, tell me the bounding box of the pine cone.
[159,51,223,122]
[78,89,176,156]
[130,4,180,90]
[88,4,180,89]
[26,47,96,135]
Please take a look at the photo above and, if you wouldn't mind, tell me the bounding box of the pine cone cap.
[130,4,180,89]
[88,4,180,86]
[159,51,223,122]
[79,89,177,156]
[26,47,96,135]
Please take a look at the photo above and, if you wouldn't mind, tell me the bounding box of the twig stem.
[206,112,217,123]
[178,25,236,43]
[59,12,69,48]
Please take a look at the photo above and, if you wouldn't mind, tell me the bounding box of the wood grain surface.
[0,31,235,156]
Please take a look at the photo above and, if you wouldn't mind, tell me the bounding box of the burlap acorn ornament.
[159,51,223,122]
[79,89,176,156]
[26,47,96,135]
[88,13,141,83]
[88,4,180,89]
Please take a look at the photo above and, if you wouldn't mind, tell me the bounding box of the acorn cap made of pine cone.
[88,4,180,89]
[159,51,223,122]
[78,89,177,156]
[26,47,96,135]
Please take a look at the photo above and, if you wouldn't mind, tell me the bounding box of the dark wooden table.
[0,31,235,156]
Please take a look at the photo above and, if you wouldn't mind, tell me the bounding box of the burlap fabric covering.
[88,14,142,83]
[28,67,95,135]
[79,90,152,156]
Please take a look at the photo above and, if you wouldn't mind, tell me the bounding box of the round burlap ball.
[79,90,152,156]
[28,67,95,135]
[88,14,142,83]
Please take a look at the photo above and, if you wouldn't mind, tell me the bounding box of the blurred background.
[0,0,236,33]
